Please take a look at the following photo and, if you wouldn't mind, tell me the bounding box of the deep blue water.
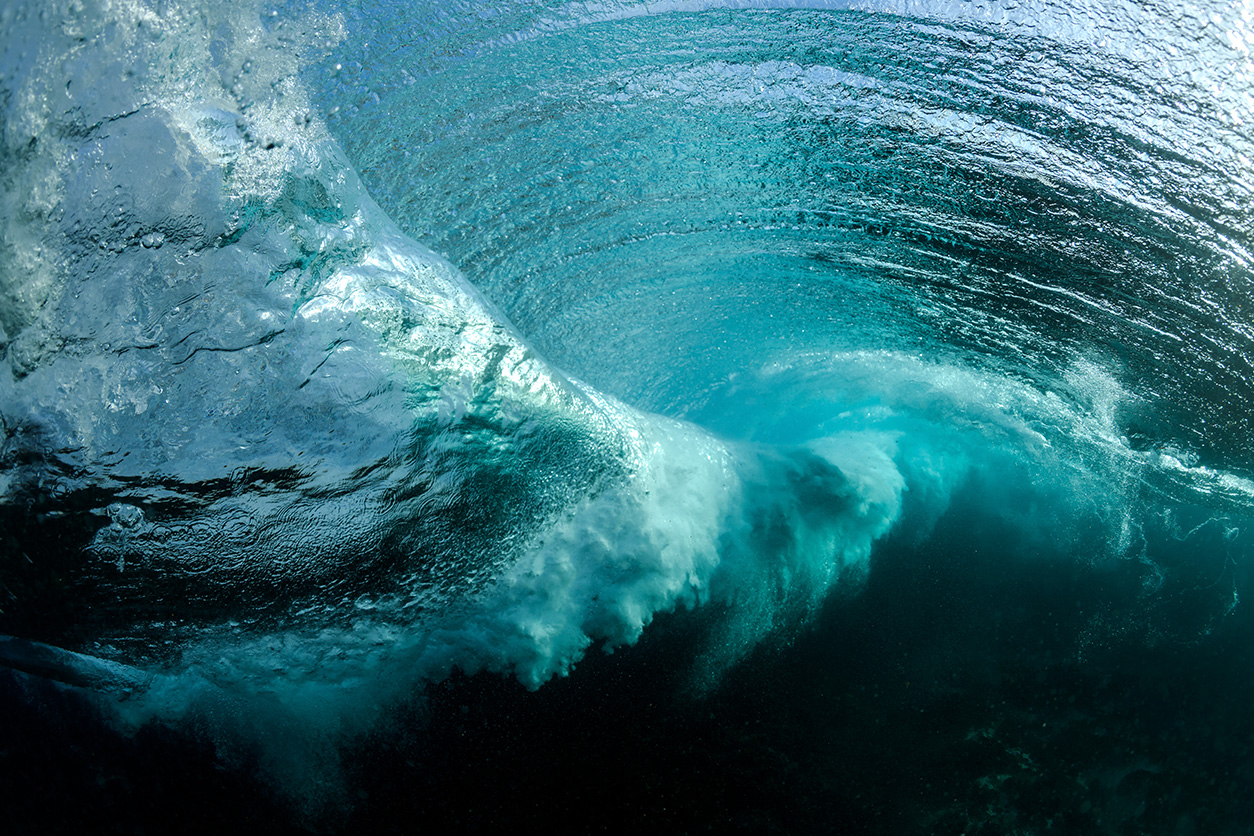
[2,0,1254,833]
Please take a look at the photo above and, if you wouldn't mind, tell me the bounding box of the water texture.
[1,0,1253,832]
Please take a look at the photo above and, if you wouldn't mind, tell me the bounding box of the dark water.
[2,0,1253,833]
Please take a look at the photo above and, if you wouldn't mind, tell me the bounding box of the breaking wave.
[2,0,1252,832]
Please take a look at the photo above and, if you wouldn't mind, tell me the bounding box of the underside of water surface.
[1,0,1253,833]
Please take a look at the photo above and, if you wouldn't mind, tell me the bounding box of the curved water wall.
[2,1,1253,832]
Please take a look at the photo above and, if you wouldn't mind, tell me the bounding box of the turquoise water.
[2,0,1253,832]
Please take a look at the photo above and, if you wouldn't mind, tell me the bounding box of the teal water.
[2,0,1253,832]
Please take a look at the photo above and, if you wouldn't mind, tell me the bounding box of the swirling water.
[1,0,1253,832]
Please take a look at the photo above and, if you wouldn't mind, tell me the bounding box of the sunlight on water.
[2,0,1253,832]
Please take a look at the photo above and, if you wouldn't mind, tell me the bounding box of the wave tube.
[2,0,1254,833]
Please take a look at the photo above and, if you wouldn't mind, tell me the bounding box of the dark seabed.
[2,0,1253,833]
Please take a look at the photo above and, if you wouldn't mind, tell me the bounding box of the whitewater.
[1,0,1253,833]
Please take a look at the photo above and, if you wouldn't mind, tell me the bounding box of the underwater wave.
[2,0,1253,832]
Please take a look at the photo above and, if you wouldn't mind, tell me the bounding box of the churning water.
[2,1,1253,832]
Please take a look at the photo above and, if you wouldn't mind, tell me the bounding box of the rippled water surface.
[2,0,1254,833]
[329,2,1254,454]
